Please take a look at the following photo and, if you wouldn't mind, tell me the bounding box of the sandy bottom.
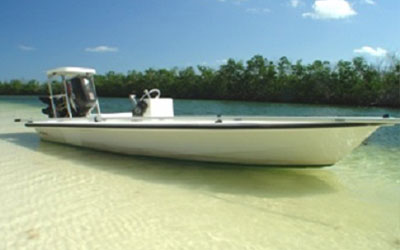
[0,100,399,250]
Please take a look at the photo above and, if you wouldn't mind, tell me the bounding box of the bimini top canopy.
[47,67,96,77]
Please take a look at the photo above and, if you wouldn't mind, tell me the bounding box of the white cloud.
[18,45,35,51]
[290,0,301,8]
[85,46,118,53]
[361,0,375,5]
[303,0,357,19]
[354,46,387,57]
[217,0,247,5]
[246,8,271,14]
[216,59,228,64]
[233,0,247,5]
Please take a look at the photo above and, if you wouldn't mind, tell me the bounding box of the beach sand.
[0,98,399,249]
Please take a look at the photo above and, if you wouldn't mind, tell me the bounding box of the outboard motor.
[69,77,97,117]
[39,76,97,118]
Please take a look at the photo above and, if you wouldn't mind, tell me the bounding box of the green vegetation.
[1,55,399,107]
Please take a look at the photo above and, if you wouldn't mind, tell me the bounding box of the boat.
[24,67,400,166]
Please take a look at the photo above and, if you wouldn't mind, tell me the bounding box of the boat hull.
[30,125,379,166]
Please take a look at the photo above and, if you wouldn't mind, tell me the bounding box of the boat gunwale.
[25,121,386,129]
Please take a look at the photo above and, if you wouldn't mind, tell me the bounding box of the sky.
[0,0,399,81]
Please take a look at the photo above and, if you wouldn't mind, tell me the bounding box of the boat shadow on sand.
[0,132,337,198]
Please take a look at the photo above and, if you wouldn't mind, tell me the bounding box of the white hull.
[28,116,386,166]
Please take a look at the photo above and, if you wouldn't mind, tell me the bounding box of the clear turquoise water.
[0,96,399,249]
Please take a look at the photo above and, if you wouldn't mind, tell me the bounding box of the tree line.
[1,55,399,107]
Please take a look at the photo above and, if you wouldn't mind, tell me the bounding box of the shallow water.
[0,96,399,250]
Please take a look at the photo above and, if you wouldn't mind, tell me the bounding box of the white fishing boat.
[25,67,400,166]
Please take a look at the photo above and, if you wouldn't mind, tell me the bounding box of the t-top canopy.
[47,67,96,77]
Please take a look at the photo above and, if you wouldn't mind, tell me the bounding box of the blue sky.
[0,0,399,81]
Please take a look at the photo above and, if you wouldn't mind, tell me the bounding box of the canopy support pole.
[47,76,57,118]
[90,75,101,117]
[62,75,73,118]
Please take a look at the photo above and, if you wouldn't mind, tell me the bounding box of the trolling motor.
[130,89,174,118]
[130,89,160,116]
[131,97,148,116]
